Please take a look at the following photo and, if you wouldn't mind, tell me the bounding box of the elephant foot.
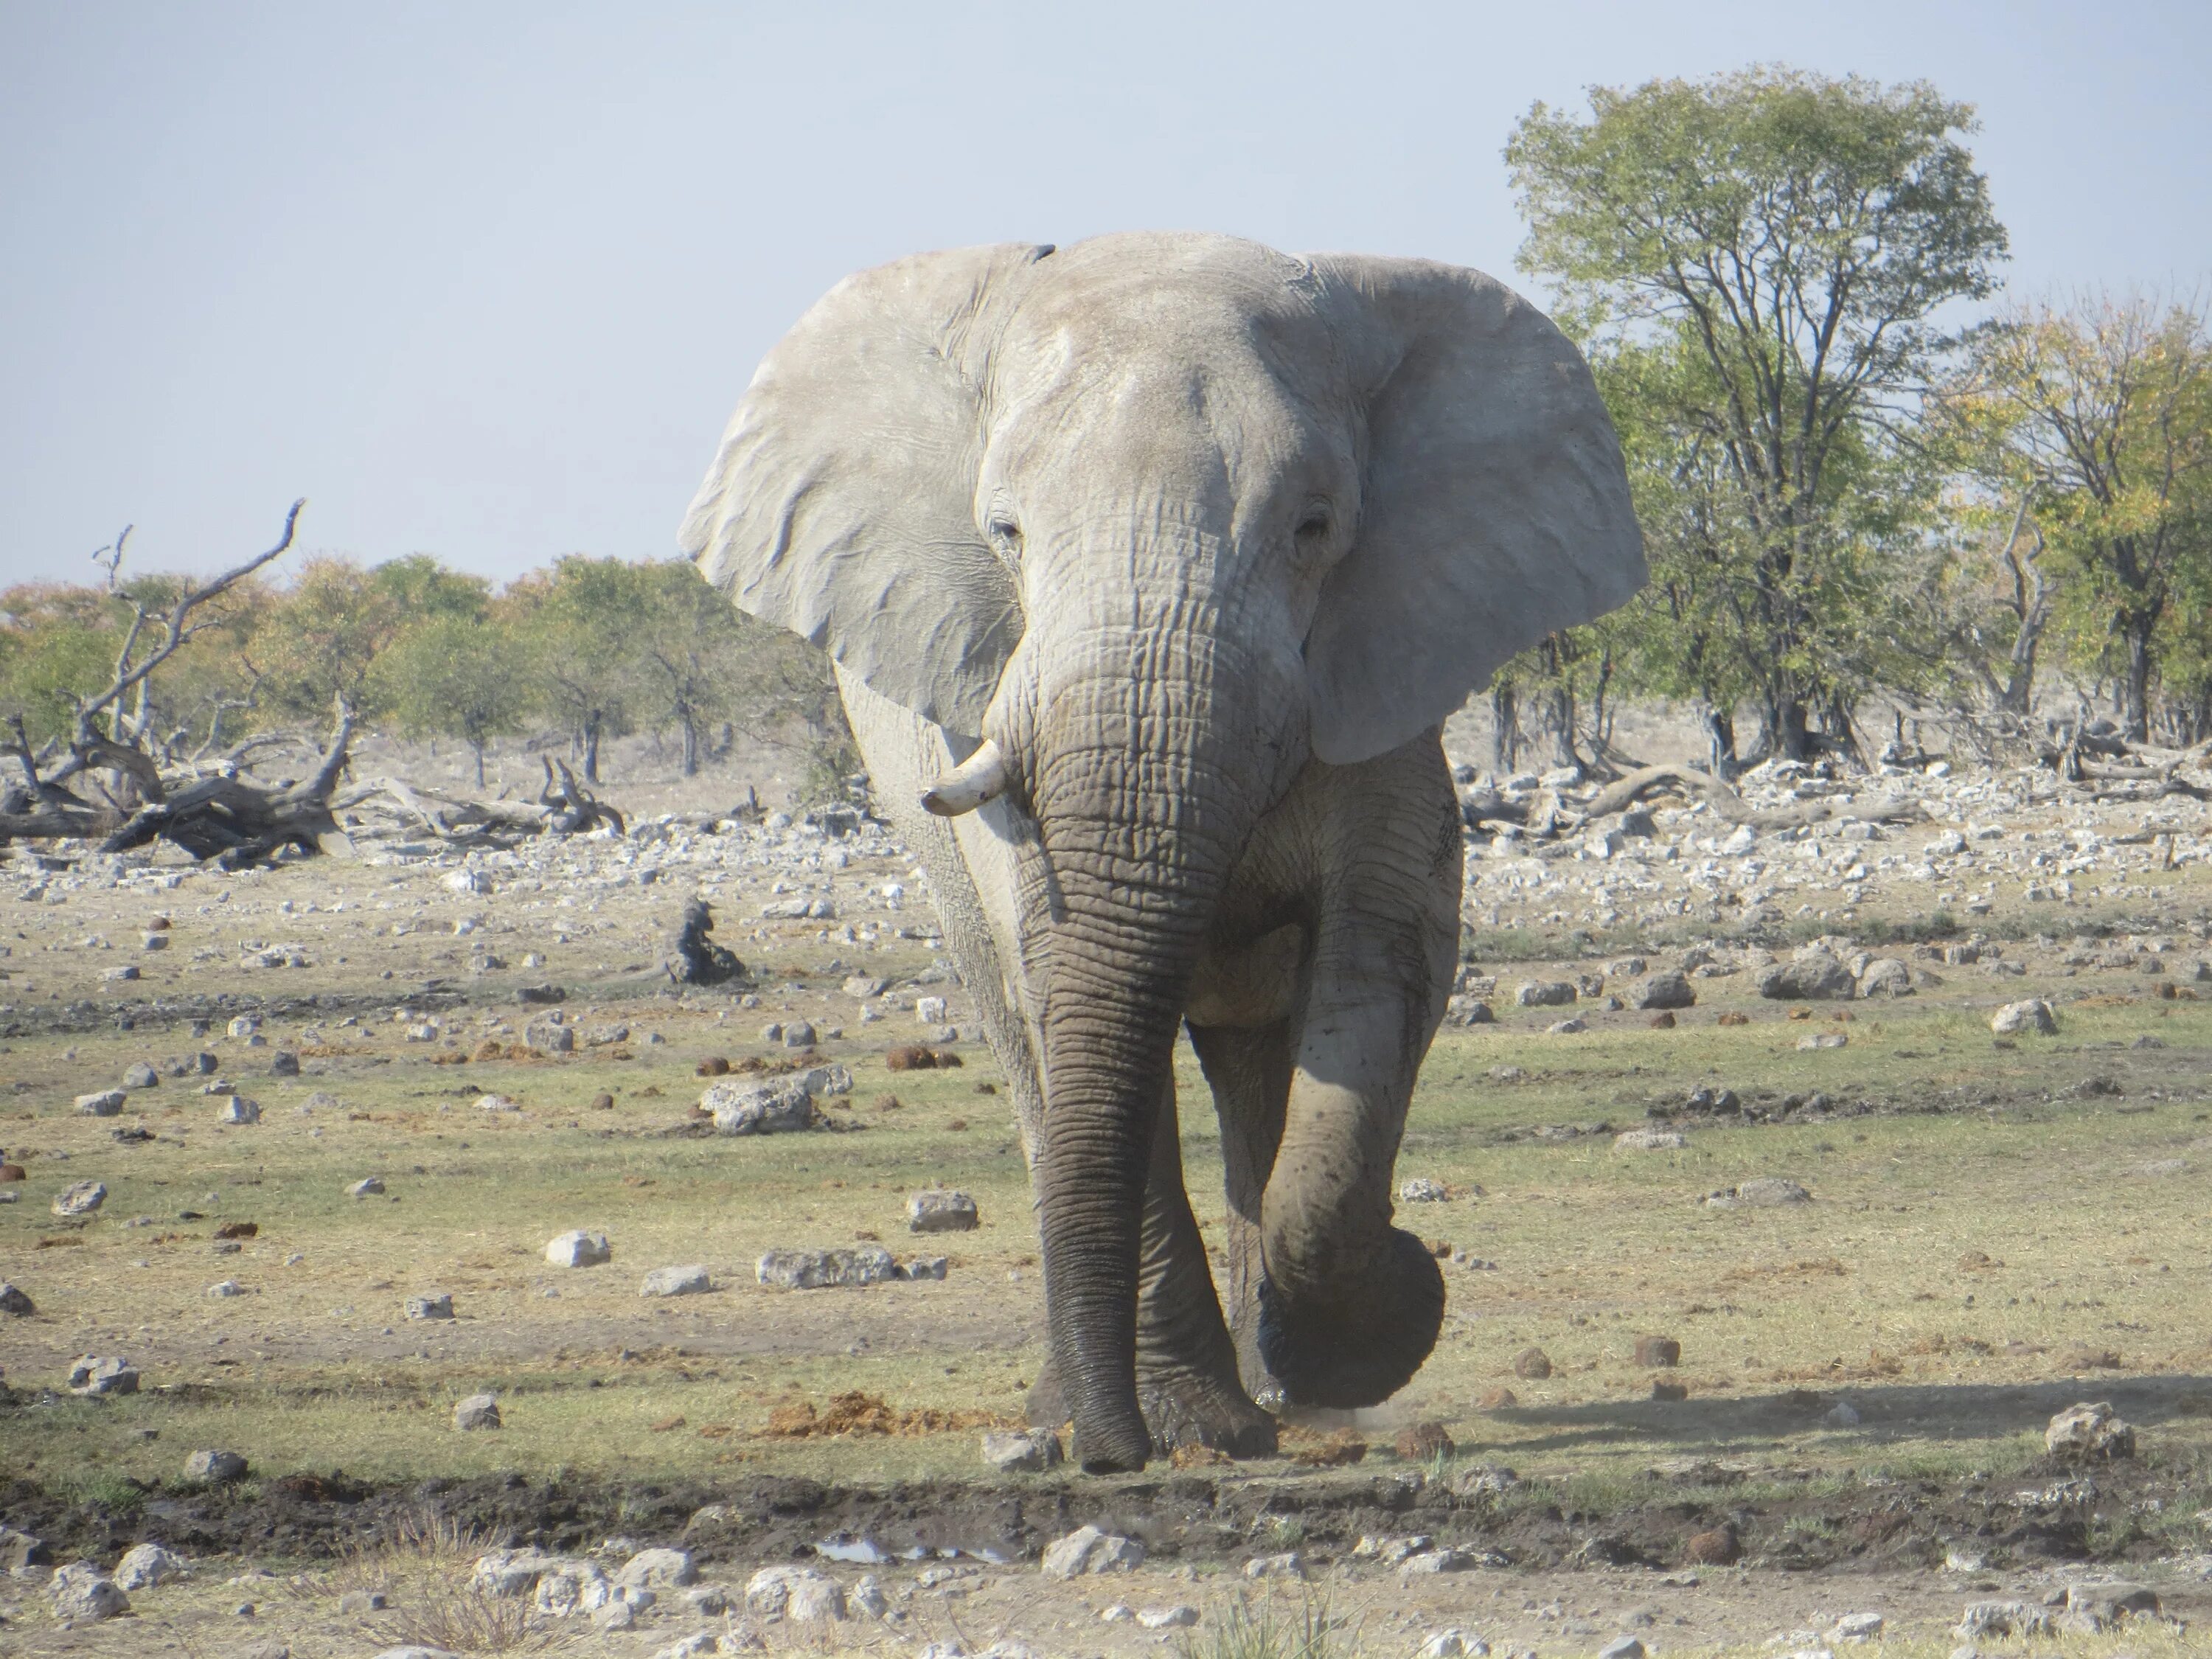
[1026,1355,1276,1459]
[1257,1228,1445,1409]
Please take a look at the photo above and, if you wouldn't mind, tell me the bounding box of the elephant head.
[683,232,1643,1470]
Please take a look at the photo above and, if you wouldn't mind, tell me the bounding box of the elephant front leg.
[1027,1077,1276,1458]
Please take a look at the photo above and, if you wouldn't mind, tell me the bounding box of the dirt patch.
[759,1390,1016,1439]
[2,1452,2203,1579]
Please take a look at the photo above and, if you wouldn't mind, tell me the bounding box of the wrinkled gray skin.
[684,232,1644,1472]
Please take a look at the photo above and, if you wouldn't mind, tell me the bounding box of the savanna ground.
[5,731,2212,1658]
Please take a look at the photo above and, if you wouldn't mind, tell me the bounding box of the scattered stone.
[1633,1335,1680,1368]
[1453,1463,1520,1496]
[122,1061,159,1089]
[704,1064,852,1134]
[1041,1524,1145,1579]
[619,1548,698,1589]
[907,1189,979,1232]
[781,1019,818,1048]
[1512,1346,1553,1380]
[347,1178,385,1198]
[1832,1612,1883,1641]
[641,1264,712,1298]
[1547,1016,1587,1034]
[1244,1551,1307,1579]
[757,1245,898,1290]
[0,1280,34,1315]
[1825,1401,1862,1427]
[1138,1606,1200,1630]
[219,1096,262,1124]
[1399,1177,1450,1203]
[981,1429,1062,1472]
[1857,957,1914,998]
[1630,970,1696,1010]
[114,1542,189,1589]
[1615,1128,1686,1150]
[1798,1032,1848,1050]
[1991,998,2058,1035]
[406,1293,454,1321]
[68,1354,138,1396]
[269,1050,301,1077]
[1514,979,1576,1007]
[340,1587,389,1613]
[0,1526,53,1572]
[545,1231,611,1268]
[900,1253,949,1280]
[52,1562,129,1620]
[75,1090,127,1117]
[184,1447,249,1483]
[453,1393,501,1430]
[1419,1630,1488,1658]
[2046,1400,2135,1460]
[1758,947,1855,1001]
[745,1564,846,1620]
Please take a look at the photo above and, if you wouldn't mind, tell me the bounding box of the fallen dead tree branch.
[346,757,625,846]
[1577,763,1929,832]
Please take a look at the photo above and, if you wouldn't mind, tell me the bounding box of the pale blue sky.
[3,1,2206,586]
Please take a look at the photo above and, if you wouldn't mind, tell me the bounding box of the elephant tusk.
[919,740,1007,817]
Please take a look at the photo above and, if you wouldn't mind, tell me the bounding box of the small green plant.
[1178,1588,1357,1659]
[74,1471,147,1514]
[1256,1514,1307,1550]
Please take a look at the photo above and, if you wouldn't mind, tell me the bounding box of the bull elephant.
[682,232,1644,1472]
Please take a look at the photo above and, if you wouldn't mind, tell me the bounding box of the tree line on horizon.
[3,66,2206,791]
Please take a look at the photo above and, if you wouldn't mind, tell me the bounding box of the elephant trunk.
[1024,652,1270,1472]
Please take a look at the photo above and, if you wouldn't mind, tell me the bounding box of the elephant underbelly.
[1186,920,1305,1027]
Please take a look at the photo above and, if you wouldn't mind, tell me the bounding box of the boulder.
[1398,1178,1449,1203]
[640,1265,711,1298]
[981,1430,1062,1472]
[618,1548,698,1589]
[1992,998,2058,1035]
[51,1563,129,1620]
[1615,1129,1686,1150]
[1041,1524,1145,1579]
[1757,947,1856,1000]
[1703,1178,1811,1208]
[218,1096,262,1124]
[184,1449,248,1483]
[745,1564,846,1620]
[122,1062,159,1089]
[1511,1347,1552,1380]
[756,1247,898,1290]
[1955,1601,2050,1641]
[0,1281,33,1315]
[705,1065,852,1135]
[68,1354,138,1396]
[52,1178,107,1215]
[1856,957,1914,998]
[906,1189,979,1232]
[1630,971,1697,1010]
[406,1293,454,1321]
[75,1091,127,1116]
[544,1231,611,1268]
[1514,980,1576,1007]
[2046,1400,2135,1460]
[114,1542,189,1589]
[453,1393,501,1430]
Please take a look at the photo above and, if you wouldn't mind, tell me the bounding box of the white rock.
[52,1563,129,1620]
[1832,1612,1884,1641]
[1244,1551,1306,1579]
[1615,1129,1686,1151]
[1040,1523,1144,1579]
[1991,998,2058,1035]
[453,1393,501,1430]
[981,1429,1062,1472]
[1399,1177,1450,1203]
[619,1548,698,1589]
[745,1563,847,1620]
[1420,1632,1489,1659]
[75,1090,128,1116]
[114,1542,189,1589]
[52,1178,108,1215]
[218,1096,261,1124]
[757,1246,897,1290]
[470,1548,568,1596]
[545,1231,611,1268]
[640,1264,711,1297]
[1138,1606,1200,1630]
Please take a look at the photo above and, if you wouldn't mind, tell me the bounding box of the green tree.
[1943,294,2212,740]
[369,613,532,785]
[1507,66,2008,765]
[504,556,650,782]
[248,555,489,720]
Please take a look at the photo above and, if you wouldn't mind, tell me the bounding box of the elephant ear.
[1301,255,1646,766]
[679,243,1051,737]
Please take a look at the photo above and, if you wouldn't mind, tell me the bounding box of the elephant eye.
[988,518,1023,562]
[1294,505,1332,548]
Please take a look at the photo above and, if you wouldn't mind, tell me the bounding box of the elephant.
[681,232,1644,1473]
